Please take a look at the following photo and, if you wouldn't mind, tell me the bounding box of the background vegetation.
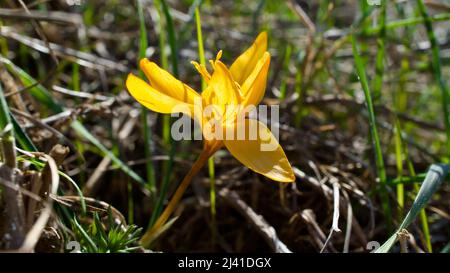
[0,0,449,253]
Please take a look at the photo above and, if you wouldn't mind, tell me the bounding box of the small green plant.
[70,209,142,253]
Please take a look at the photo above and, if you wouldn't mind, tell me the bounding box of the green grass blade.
[0,56,62,112]
[372,0,387,102]
[414,181,432,252]
[416,0,450,158]
[10,114,37,151]
[393,118,405,219]
[351,34,391,230]
[252,0,267,34]
[71,63,80,92]
[148,145,175,227]
[175,0,204,49]
[405,155,433,252]
[71,121,145,185]
[160,0,178,77]
[0,83,12,128]
[137,0,156,192]
[376,164,450,253]
[195,8,206,90]
[72,216,98,252]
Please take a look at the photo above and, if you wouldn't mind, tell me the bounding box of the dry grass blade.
[19,154,59,252]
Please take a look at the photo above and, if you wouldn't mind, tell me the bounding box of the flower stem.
[140,146,213,247]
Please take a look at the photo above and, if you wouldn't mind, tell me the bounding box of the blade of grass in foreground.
[407,159,433,252]
[351,34,392,230]
[416,0,450,159]
[0,56,146,186]
[376,164,450,253]
[137,0,156,193]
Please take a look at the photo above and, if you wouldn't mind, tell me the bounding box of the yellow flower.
[126,32,295,246]
[127,32,294,182]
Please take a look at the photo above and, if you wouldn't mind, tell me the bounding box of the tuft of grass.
[70,209,142,253]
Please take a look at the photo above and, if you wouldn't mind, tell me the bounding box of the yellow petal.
[223,119,295,182]
[140,59,200,104]
[230,32,267,85]
[241,52,270,107]
[126,73,194,117]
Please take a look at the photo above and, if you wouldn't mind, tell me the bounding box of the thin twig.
[219,188,292,253]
